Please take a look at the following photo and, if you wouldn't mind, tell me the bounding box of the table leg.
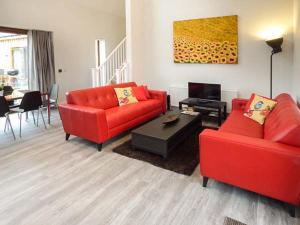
[218,107,222,126]
[163,153,168,159]
[47,97,50,124]
[224,105,227,119]
[179,102,183,110]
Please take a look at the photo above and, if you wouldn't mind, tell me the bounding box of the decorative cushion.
[114,87,138,106]
[142,85,151,99]
[132,86,148,101]
[243,93,277,125]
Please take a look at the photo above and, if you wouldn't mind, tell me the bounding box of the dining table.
[4,90,51,124]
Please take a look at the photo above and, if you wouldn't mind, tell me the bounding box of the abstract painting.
[173,15,238,64]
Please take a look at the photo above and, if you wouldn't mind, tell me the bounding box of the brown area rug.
[224,217,247,225]
[113,129,204,176]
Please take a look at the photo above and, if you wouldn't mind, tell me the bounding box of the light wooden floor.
[0,110,299,225]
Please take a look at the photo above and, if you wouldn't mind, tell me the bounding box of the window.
[0,27,28,90]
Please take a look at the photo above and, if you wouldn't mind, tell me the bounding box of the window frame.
[0,26,28,35]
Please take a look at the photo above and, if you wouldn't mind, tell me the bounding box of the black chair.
[3,86,14,96]
[0,96,16,140]
[3,86,15,106]
[11,91,46,137]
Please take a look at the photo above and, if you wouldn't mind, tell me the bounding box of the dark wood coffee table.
[131,110,202,158]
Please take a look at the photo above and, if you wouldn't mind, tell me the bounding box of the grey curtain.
[28,30,55,93]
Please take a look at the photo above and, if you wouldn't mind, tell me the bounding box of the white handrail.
[92,37,127,86]
[97,37,127,69]
[116,63,128,84]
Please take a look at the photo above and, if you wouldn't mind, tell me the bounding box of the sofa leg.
[97,144,103,152]
[66,133,70,141]
[203,177,209,187]
[287,204,296,217]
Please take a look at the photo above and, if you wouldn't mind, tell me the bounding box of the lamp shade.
[266,37,283,54]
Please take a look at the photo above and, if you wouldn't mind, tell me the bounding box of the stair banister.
[92,37,127,87]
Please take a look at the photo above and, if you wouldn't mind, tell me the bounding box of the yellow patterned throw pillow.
[114,87,138,106]
[244,94,277,125]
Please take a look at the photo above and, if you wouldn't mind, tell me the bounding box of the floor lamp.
[266,37,283,99]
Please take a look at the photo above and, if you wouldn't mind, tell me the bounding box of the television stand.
[179,98,227,126]
[196,99,210,103]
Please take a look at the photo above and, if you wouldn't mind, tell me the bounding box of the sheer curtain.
[27,30,55,93]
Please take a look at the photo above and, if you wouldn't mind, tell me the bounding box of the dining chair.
[43,83,59,108]
[11,91,46,137]
[3,86,15,106]
[0,96,16,140]
[41,84,59,125]
[49,83,59,107]
[3,86,14,96]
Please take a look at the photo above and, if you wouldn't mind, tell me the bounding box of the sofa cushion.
[132,86,148,101]
[243,93,277,125]
[106,99,162,129]
[66,82,137,110]
[264,93,300,147]
[114,87,138,106]
[142,85,151,99]
[219,110,264,138]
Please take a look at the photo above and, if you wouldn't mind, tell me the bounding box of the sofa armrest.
[200,129,300,205]
[149,90,167,113]
[58,104,108,144]
[232,98,248,111]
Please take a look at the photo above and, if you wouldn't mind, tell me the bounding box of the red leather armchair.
[59,82,166,150]
[200,94,300,217]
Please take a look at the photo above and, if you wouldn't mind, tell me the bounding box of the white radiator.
[169,86,238,113]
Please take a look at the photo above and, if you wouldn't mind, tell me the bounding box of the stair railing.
[116,63,128,84]
[92,37,127,87]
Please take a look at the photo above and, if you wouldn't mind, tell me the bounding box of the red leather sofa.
[59,82,166,150]
[200,93,300,217]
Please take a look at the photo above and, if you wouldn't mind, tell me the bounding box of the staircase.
[92,37,128,87]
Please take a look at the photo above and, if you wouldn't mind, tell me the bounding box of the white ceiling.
[72,0,125,18]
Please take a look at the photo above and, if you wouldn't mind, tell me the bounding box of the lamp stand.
[270,52,274,99]
[266,37,283,99]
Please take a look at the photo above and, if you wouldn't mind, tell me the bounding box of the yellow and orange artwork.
[173,15,238,64]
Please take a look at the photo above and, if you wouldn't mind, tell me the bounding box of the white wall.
[294,0,300,103]
[0,0,126,101]
[127,0,294,104]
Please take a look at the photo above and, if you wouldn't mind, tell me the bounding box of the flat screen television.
[188,82,221,101]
